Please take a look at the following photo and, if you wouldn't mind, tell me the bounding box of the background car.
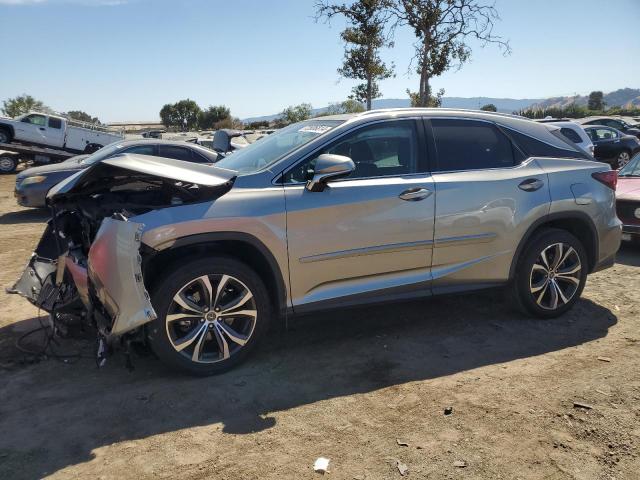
[14,139,219,208]
[617,152,640,244]
[577,116,640,139]
[583,125,640,168]
[534,120,594,156]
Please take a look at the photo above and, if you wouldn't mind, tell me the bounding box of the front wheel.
[512,229,588,318]
[147,256,271,376]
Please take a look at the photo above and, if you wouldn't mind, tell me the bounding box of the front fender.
[89,218,157,336]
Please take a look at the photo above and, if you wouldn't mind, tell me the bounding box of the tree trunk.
[418,36,430,107]
[366,77,372,110]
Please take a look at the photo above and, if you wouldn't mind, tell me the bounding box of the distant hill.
[242,88,639,123]
[528,88,640,110]
[243,96,542,123]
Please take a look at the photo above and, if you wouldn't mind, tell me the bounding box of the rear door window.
[48,117,63,129]
[123,145,156,156]
[431,119,517,171]
[158,145,194,162]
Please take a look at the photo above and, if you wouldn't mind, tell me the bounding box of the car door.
[44,116,65,147]
[283,119,435,311]
[428,118,550,291]
[590,127,618,162]
[15,114,48,144]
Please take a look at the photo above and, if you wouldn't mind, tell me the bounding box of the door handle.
[518,178,544,192]
[39,127,46,131]
[399,187,432,201]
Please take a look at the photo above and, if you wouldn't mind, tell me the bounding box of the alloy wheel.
[0,131,9,144]
[529,242,582,311]
[618,151,630,168]
[165,274,258,363]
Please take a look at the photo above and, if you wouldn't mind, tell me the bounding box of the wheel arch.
[142,232,288,316]
[509,211,599,279]
[0,123,15,141]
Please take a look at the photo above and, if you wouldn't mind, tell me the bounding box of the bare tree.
[316,0,395,110]
[390,0,510,107]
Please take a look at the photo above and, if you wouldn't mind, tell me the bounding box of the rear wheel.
[0,155,17,174]
[147,256,271,376]
[616,150,631,169]
[512,229,587,318]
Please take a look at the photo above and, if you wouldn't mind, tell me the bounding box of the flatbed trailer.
[0,142,76,173]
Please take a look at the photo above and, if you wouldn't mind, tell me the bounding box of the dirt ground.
[0,170,639,480]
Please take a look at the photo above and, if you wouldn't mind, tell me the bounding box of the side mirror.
[306,154,355,192]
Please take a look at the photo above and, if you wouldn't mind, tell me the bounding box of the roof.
[111,138,218,160]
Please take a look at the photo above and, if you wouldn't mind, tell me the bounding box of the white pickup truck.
[0,112,123,154]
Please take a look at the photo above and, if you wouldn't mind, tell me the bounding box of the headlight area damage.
[7,154,236,367]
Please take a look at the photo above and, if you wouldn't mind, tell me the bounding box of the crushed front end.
[7,154,235,367]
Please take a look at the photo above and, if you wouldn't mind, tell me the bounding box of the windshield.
[619,153,640,177]
[81,142,127,165]
[214,120,343,173]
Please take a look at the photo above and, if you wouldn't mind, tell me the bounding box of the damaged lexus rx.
[9,109,622,375]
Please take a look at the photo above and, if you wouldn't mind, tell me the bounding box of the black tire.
[511,228,588,319]
[147,256,271,376]
[0,155,18,174]
[83,143,103,154]
[0,128,11,144]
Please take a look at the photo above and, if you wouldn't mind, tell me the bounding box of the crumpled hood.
[617,178,640,201]
[47,153,237,201]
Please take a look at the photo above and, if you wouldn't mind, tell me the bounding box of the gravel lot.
[0,169,639,480]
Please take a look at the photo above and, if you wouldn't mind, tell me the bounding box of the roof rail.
[356,107,527,120]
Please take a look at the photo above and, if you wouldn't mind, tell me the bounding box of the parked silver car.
[9,109,622,375]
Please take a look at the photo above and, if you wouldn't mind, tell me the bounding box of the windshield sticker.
[298,125,332,134]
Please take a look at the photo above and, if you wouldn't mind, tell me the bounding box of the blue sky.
[1,0,639,122]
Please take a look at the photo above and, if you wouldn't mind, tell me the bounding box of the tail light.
[591,170,617,190]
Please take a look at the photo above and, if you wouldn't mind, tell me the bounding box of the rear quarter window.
[503,128,589,160]
[559,127,582,144]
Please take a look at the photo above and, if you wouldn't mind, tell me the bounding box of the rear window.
[48,117,62,129]
[559,127,582,144]
[503,128,588,159]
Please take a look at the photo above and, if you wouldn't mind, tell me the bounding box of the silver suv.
[10,109,622,375]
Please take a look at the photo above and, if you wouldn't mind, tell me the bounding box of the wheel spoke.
[173,322,207,352]
[191,326,209,362]
[173,291,204,314]
[531,278,548,293]
[557,263,581,276]
[551,243,564,270]
[532,263,548,273]
[553,279,569,305]
[217,321,249,346]
[213,274,230,310]
[220,290,254,314]
[213,323,230,360]
[198,275,214,308]
[557,246,576,270]
[220,309,257,319]
[166,312,203,323]
[555,273,580,285]
[536,282,549,306]
[540,249,551,269]
[548,280,559,309]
